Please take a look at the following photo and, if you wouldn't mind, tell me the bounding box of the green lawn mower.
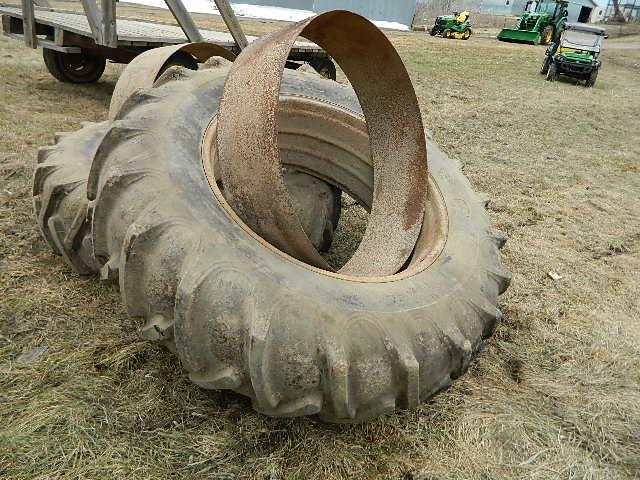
[541,22,606,87]
[430,11,472,40]
[498,0,567,45]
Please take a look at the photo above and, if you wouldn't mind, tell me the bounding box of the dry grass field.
[1,4,639,479]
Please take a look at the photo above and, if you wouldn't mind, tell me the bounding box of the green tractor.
[430,11,473,40]
[498,0,568,45]
[541,22,606,87]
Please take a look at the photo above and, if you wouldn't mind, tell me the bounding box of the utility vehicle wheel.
[443,28,452,38]
[541,26,554,45]
[43,49,106,83]
[462,29,471,40]
[75,66,509,422]
[540,56,551,74]
[546,62,557,81]
[430,27,437,36]
[585,68,598,87]
[309,57,337,80]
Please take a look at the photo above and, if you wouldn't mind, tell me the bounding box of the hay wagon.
[0,0,336,81]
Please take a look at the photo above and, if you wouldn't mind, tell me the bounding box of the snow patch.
[124,0,410,30]
[369,20,410,31]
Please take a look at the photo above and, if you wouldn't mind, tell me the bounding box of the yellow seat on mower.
[457,11,470,23]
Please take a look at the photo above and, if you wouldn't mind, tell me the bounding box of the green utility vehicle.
[498,0,568,45]
[541,22,606,87]
[430,11,473,39]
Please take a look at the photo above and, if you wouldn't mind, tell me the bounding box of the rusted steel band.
[109,42,236,121]
[215,10,428,276]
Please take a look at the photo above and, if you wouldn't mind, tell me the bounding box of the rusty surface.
[108,42,236,121]
[215,11,428,276]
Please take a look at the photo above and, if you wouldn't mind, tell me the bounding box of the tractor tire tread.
[33,122,110,273]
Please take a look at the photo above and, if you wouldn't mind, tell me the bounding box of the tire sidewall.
[137,69,500,317]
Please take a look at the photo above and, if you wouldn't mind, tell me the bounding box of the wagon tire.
[76,67,510,422]
[43,48,106,83]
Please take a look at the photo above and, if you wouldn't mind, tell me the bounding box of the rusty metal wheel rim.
[215,11,429,277]
[201,95,449,283]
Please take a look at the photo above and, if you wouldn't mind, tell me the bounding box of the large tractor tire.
[35,58,509,421]
[69,65,509,422]
[540,26,554,46]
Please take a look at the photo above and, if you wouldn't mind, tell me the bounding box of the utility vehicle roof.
[561,27,604,52]
[563,22,606,35]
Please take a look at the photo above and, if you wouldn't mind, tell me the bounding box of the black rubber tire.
[585,68,598,87]
[33,122,108,274]
[443,28,452,38]
[540,56,551,75]
[429,27,438,36]
[43,49,106,83]
[462,29,472,40]
[309,57,337,81]
[546,62,558,82]
[77,67,509,422]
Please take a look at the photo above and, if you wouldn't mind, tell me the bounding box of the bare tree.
[611,0,627,22]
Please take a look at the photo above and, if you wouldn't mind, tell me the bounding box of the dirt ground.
[1,5,639,479]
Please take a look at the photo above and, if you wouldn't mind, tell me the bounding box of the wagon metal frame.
[0,0,335,80]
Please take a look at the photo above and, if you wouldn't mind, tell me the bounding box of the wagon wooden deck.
[0,5,323,53]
